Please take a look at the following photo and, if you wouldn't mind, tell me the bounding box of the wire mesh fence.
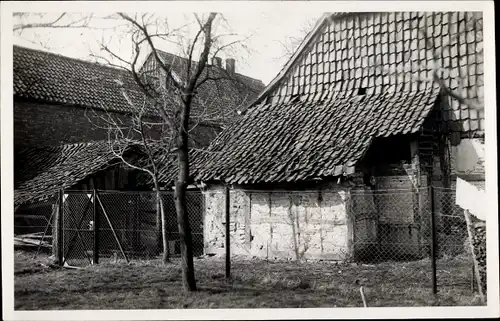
[349,186,476,292]
[350,187,432,263]
[51,190,205,266]
[14,185,483,296]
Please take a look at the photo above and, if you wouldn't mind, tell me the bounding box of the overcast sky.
[13,11,322,85]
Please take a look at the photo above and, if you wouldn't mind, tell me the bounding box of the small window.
[357,87,367,95]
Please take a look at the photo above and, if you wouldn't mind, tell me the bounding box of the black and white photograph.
[1,1,498,320]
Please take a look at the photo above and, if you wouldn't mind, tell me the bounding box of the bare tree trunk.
[159,193,170,263]
[154,183,170,263]
[156,195,162,256]
[174,144,197,291]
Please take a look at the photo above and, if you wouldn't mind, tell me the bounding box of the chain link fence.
[15,185,483,296]
[350,186,475,292]
[350,187,432,263]
[17,190,205,266]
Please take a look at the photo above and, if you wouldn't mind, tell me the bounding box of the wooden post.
[225,185,231,279]
[410,140,422,258]
[463,209,486,304]
[429,185,437,294]
[471,262,476,292]
[93,189,99,264]
[51,203,59,258]
[57,189,64,266]
[344,190,354,261]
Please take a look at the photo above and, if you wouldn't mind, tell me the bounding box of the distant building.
[13,45,265,206]
[13,45,264,260]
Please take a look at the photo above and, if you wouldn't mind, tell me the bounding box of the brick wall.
[14,99,221,153]
[14,100,143,152]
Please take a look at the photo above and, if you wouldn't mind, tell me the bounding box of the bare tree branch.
[13,13,94,32]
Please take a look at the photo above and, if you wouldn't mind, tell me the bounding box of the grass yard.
[14,250,485,309]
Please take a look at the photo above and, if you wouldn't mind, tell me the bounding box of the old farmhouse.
[14,45,264,204]
[181,12,485,261]
[13,45,264,258]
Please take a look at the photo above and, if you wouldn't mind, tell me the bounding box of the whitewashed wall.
[203,186,351,260]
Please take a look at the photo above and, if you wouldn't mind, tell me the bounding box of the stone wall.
[203,186,351,261]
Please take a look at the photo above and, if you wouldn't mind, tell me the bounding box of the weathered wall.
[14,100,220,154]
[376,174,429,258]
[204,186,351,261]
[14,101,122,152]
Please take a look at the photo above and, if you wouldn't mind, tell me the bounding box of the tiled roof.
[14,141,126,205]
[156,50,265,93]
[143,50,265,124]
[160,88,439,185]
[251,12,484,136]
[13,45,144,114]
[13,46,265,123]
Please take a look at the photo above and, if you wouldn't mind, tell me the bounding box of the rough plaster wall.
[204,188,250,256]
[250,190,350,260]
[204,187,350,260]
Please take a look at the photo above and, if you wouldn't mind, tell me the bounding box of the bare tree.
[14,11,253,291]
[92,12,252,291]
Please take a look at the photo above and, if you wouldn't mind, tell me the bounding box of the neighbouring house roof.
[13,45,145,114]
[155,50,265,94]
[142,50,265,125]
[14,141,128,205]
[13,45,265,125]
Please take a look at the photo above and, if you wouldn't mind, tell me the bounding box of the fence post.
[429,185,437,294]
[51,202,59,258]
[225,185,231,279]
[93,189,99,264]
[57,189,64,266]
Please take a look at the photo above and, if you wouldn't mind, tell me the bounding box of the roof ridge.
[245,12,375,110]
[13,45,131,74]
[155,48,264,84]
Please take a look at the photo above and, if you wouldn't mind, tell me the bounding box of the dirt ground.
[14,250,485,309]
